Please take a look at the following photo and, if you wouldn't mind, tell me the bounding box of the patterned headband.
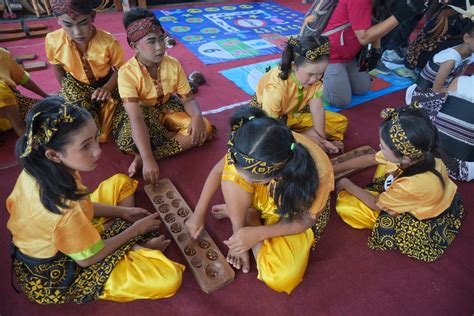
[51,0,94,19]
[126,17,163,43]
[380,108,424,158]
[227,116,293,176]
[287,36,330,62]
[21,104,76,158]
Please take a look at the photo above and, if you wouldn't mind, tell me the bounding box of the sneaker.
[382,49,404,65]
[394,67,417,81]
[369,60,392,76]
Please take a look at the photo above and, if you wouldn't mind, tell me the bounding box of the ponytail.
[274,143,318,221]
[279,44,295,80]
[229,107,319,221]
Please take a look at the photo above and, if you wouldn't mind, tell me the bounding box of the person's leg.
[346,60,371,96]
[335,190,380,229]
[323,62,353,108]
[255,228,314,294]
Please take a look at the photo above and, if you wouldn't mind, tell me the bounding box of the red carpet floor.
[1,1,473,315]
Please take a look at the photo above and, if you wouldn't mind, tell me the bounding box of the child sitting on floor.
[335,107,464,262]
[45,0,126,142]
[113,8,214,184]
[251,35,348,154]
[185,107,334,294]
[7,97,184,304]
[0,47,48,136]
[405,18,474,114]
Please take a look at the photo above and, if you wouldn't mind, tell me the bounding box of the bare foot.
[226,249,250,273]
[211,204,229,220]
[128,154,143,178]
[142,235,171,252]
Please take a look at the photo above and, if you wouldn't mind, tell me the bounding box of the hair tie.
[290,143,296,151]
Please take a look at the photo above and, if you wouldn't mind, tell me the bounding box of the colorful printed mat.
[154,2,304,64]
[220,59,414,112]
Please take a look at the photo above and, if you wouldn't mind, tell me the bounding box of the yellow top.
[118,54,193,106]
[0,48,30,88]
[45,28,125,84]
[222,132,334,219]
[255,67,324,118]
[6,170,104,260]
[374,151,458,220]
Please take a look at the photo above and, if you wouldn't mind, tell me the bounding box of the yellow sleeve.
[175,61,192,100]
[109,38,125,69]
[118,67,139,102]
[53,201,104,260]
[8,53,29,85]
[376,178,422,214]
[222,155,256,194]
[45,34,60,65]
[261,84,283,118]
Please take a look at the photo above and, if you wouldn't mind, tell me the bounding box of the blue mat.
[154,2,304,65]
[220,59,414,112]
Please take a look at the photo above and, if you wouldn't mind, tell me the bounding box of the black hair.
[372,0,392,23]
[380,108,445,188]
[123,7,165,45]
[230,107,319,221]
[15,97,92,214]
[461,18,474,36]
[279,35,330,80]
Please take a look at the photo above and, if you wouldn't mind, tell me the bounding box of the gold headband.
[287,36,330,62]
[21,104,76,158]
[380,108,424,158]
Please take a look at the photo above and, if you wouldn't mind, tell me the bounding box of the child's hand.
[142,158,160,185]
[131,212,161,236]
[185,212,205,239]
[91,87,111,102]
[224,226,260,254]
[121,207,150,223]
[188,115,207,145]
[321,139,340,154]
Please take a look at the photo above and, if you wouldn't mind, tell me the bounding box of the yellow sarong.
[252,182,315,295]
[286,110,348,141]
[91,174,185,301]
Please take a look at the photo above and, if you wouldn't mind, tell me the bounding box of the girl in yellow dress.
[0,47,48,136]
[45,0,126,142]
[7,97,184,304]
[335,108,464,262]
[186,107,334,294]
[251,35,348,154]
[113,8,214,185]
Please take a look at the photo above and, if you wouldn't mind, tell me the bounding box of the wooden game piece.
[0,29,49,42]
[22,61,47,71]
[145,179,235,294]
[331,145,376,180]
[0,24,47,33]
[14,54,37,62]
